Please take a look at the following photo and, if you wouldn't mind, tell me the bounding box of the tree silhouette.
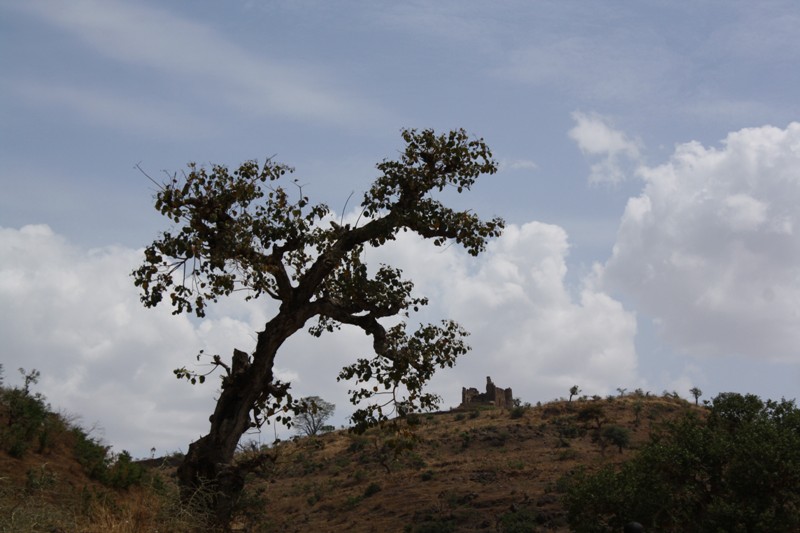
[134,128,504,525]
[690,387,702,405]
[295,396,335,436]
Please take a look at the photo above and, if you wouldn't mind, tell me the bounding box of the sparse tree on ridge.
[133,128,504,525]
[569,385,580,402]
[690,387,702,405]
[295,396,335,436]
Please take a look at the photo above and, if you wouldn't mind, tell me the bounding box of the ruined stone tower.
[460,376,513,409]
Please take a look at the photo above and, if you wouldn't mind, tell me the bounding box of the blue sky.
[2,0,800,456]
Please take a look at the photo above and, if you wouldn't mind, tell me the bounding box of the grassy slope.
[0,394,700,532]
[238,395,697,532]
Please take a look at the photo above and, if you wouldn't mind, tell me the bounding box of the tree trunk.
[176,312,306,528]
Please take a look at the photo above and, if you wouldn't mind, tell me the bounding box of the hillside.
[0,385,702,532]
[237,395,694,532]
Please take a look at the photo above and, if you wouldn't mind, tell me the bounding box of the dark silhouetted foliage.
[565,392,800,532]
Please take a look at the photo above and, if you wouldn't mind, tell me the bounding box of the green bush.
[510,406,526,419]
[106,450,146,489]
[72,426,111,481]
[1,386,49,458]
[499,506,540,532]
[600,425,630,453]
[565,393,800,532]
[363,482,381,497]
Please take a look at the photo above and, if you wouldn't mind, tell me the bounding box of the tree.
[689,386,702,405]
[295,396,335,436]
[133,128,504,525]
[601,425,630,454]
[569,385,581,402]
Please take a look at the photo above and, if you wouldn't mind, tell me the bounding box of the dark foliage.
[565,392,800,532]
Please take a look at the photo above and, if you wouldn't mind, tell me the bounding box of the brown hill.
[231,394,697,532]
[0,391,700,532]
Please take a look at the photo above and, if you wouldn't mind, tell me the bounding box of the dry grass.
[0,394,698,532]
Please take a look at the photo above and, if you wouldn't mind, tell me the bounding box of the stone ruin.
[460,376,514,409]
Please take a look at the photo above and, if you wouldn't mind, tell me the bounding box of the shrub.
[565,393,800,532]
[106,450,146,489]
[1,387,49,457]
[510,405,527,419]
[601,425,630,453]
[71,427,111,481]
[363,482,381,497]
[499,506,540,532]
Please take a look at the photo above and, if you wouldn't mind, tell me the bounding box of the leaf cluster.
[338,320,469,431]
[133,159,330,316]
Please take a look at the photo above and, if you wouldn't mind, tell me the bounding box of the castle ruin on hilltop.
[460,376,513,409]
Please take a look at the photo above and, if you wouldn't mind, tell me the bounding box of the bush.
[499,506,540,532]
[71,427,111,481]
[1,387,49,457]
[106,450,146,489]
[510,406,526,419]
[601,425,630,453]
[565,393,800,532]
[363,482,381,497]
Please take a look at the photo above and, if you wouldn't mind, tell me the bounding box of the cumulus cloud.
[599,123,800,362]
[0,225,251,456]
[569,111,642,184]
[368,221,639,404]
[0,218,638,455]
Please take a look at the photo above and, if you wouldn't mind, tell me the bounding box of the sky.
[2,0,800,458]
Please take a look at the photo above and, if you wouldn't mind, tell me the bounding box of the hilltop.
[235,394,693,532]
[0,377,700,531]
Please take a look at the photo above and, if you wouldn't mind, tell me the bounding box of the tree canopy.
[133,128,504,525]
[295,396,335,437]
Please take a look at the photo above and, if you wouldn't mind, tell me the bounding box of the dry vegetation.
[1,389,700,532]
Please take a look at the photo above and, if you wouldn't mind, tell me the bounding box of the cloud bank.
[0,218,637,456]
[599,123,800,362]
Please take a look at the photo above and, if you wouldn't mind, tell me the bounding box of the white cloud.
[569,111,642,184]
[0,225,245,455]
[600,123,800,362]
[369,221,639,404]
[0,218,639,454]
[499,158,539,171]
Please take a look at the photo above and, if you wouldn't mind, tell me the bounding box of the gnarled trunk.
[176,312,305,528]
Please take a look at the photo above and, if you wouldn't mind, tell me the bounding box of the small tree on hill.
[133,128,504,526]
[569,385,580,402]
[690,387,702,405]
[295,396,335,436]
[601,425,630,453]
